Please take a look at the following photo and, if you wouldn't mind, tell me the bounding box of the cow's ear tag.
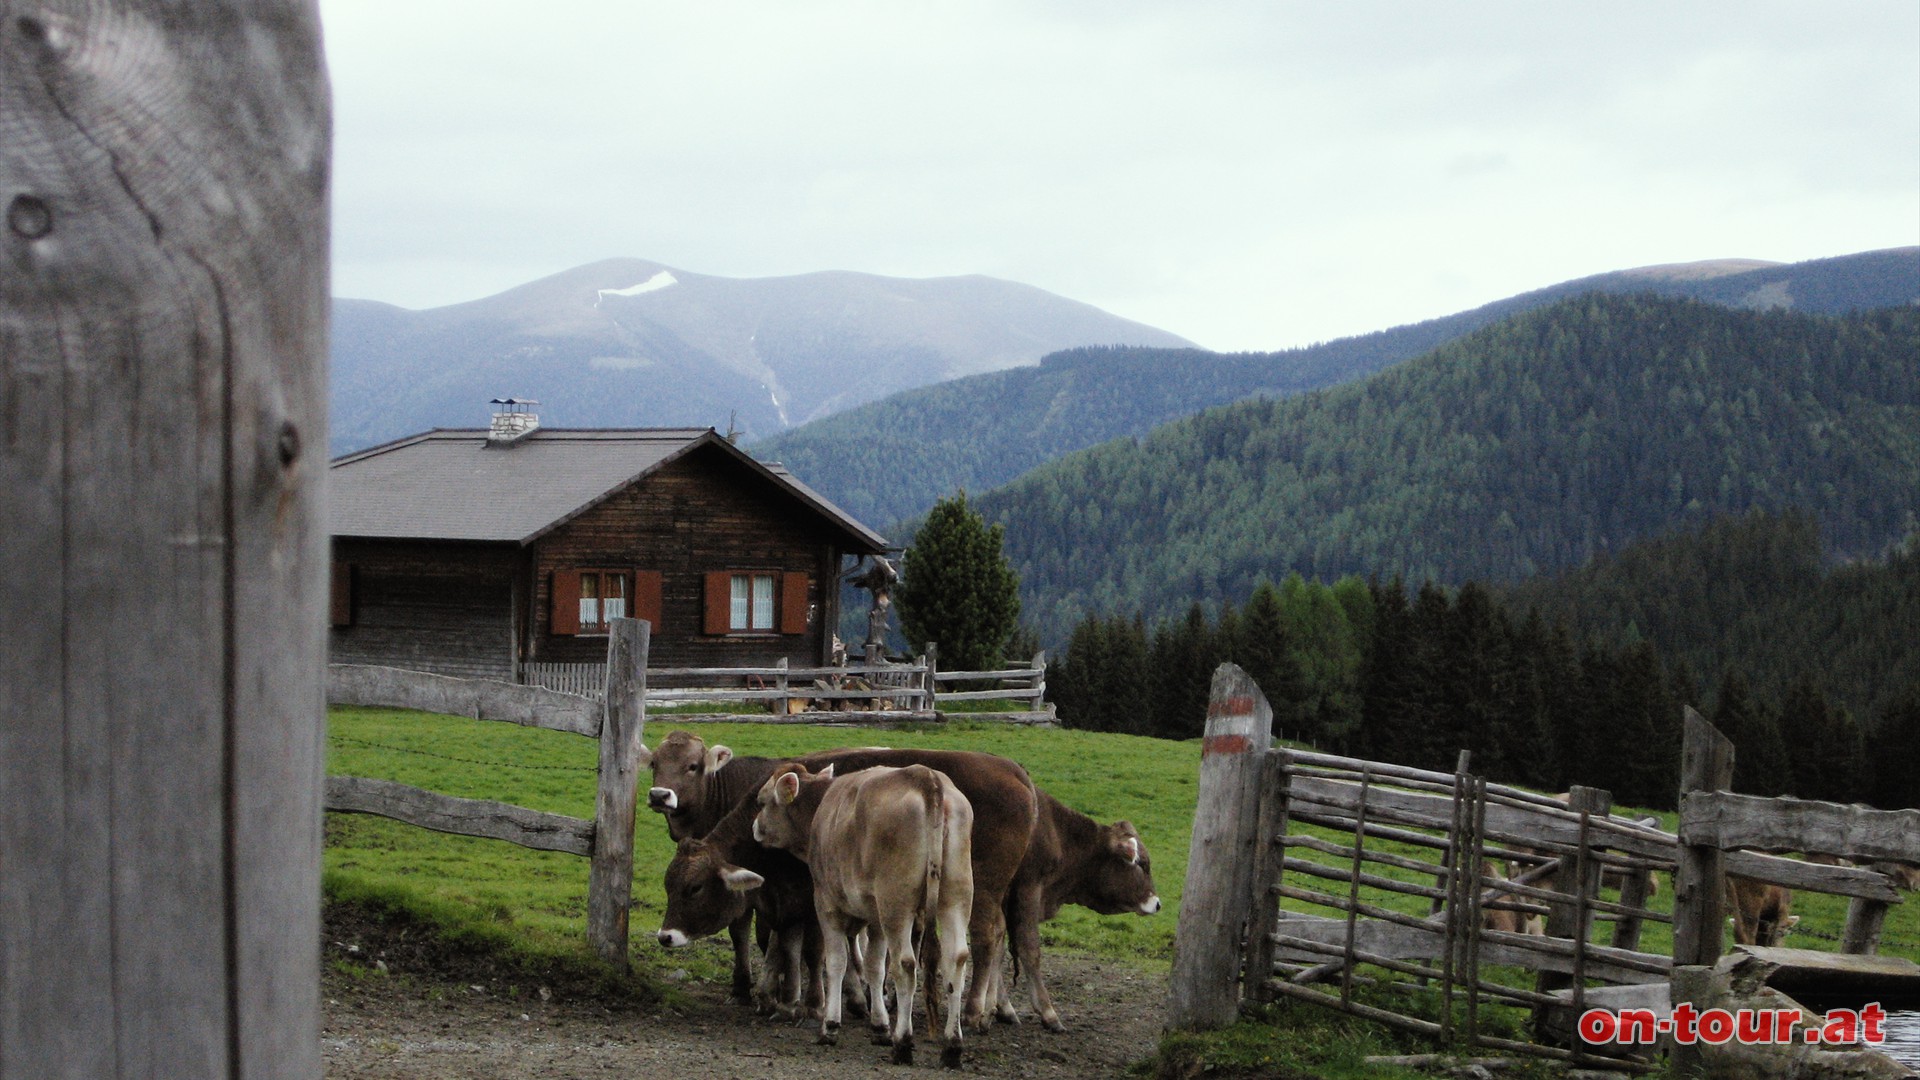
[706,744,734,772]
[775,771,800,805]
[720,865,765,892]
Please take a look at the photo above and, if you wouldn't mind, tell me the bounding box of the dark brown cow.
[655,793,822,1017]
[640,731,784,1002]
[1000,790,1159,1031]
[1725,875,1797,946]
[755,763,975,1067]
[644,733,1038,1032]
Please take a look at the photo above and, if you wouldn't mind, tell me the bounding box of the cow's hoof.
[941,1043,964,1069]
[962,1010,990,1035]
[890,1037,914,1066]
[1043,1014,1067,1034]
[994,1006,1019,1025]
[869,1025,892,1046]
[727,992,753,1007]
[817,1022,839,1046]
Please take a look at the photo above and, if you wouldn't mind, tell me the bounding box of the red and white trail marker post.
[1166,663,1275,1031]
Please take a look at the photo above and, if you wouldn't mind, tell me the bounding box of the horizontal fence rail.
[325,776,594,856]
[334,664,603,737]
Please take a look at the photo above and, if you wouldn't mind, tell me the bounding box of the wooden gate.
[1169,664,1674,1070]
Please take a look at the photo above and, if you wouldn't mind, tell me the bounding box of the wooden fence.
[1672,706,1920,966]
[1168,669,1920,1070]
[327,619,650,968]
[524,646,1054,724]
[1168,665,1672,1069]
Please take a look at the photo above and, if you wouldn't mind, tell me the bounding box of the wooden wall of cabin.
[329,539,522,681]
[530,449,855,673]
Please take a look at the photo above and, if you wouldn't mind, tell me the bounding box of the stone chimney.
[486,397,539,447]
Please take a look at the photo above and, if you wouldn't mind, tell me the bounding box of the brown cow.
[1000,790,1159,1031]
[645,734,1038,1032]
[755,763,976,1068]
[640,732,785,1002]
[655,792,823,1017]
[1725,875,1798,946]
[1478,859,1545,936]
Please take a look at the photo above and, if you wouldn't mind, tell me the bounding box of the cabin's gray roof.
[329,427,886,552]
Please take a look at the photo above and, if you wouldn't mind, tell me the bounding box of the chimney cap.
[490,396,539,409]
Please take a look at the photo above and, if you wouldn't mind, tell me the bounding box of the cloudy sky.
[321,1,1919,353]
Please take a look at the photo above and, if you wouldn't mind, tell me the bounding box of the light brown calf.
[1724,875,1797,947]
[755,763,976,1069]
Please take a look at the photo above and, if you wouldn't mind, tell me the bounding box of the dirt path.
[322,950,1167,1079]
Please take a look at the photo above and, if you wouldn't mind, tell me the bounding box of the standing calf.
[754,763,975,1068]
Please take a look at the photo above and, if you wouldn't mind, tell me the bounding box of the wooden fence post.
[588,618,649,968]
[0,4,330,1076]
[1533,785,1609,1041]
[1673,707,1735,968]
[924,640,939,711]
[1030,649,1048,713]
[1167,663,1274,1031]
[774,655,789,714]
[1842,897,1889,955]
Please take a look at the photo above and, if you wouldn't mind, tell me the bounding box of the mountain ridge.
[328,258,1195,455]
[753,247,1919,529]
[966,293,1920,641]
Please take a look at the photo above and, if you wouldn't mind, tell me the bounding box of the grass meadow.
[324,704,1920,1077]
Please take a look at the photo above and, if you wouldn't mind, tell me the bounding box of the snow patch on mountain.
[596,271,677,305]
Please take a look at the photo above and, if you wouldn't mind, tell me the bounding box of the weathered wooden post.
[1671,707,1735,1077]
[1029,648,1047,713]
[1673,707,1735,967]
[1842,895,1890,956]
[1533,785,1609,1041]
[588,618,649,968]
[0,4,330,1077]
[1167,663,1274,1030]
[924,640,940,711]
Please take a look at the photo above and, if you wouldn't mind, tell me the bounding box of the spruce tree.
[896,491,1022,674]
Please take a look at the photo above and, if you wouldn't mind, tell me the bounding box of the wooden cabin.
[328,418,887,683]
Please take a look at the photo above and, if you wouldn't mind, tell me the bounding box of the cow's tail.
[920,766,944,935]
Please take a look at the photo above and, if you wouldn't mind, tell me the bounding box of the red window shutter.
[633,570,663,630]
[703,571,732,635]
[329,562,353,627]
[551,570,582,636]
[780,572,810,635]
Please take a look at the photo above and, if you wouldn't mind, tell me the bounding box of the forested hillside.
[978,295,1920,640]
[1503,510,1920,723]
[755,247,1919,528]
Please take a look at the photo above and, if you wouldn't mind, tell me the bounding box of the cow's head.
[655,836,763,948]
[1079,821,1160,916]
[752,763,832,854]
[644,730,734,819]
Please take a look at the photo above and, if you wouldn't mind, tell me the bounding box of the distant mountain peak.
[329,259,1193,455]
[1615,258,1781,282]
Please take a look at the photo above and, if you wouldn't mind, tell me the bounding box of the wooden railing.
[327,619,649,968]
[523,646,1054,724]
[1674,707,1918,963]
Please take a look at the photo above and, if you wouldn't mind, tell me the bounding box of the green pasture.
[324,707,1195,986]
[324,705,1920,1076]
